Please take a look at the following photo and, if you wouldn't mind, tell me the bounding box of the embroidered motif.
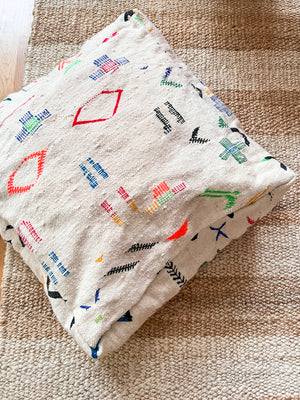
[164,260,187,288]
[102,31,118,43]
[58,52,82,71]
[0,95,35,128]
[198,189,240,209]
[116,186,138,212]
[134,16,143,24]
[89,55,129,80]
[79,163,98,189]
[160,67,183,88]
[144,181,186,215]
[190,83,203,98]
[104,261,139,276]
[80,305,91,310]
[262,156,287,171]
[154,101,185,134]
[126,242,159,252]
[209,222,228,241]
[189,127,210,144]
[42,262,58,285]
[209,94,233,117]
[95,288,101,303]
[117,310,132,322]
[95,254,103,262]
[219,138,247,164]
[48,251,71,277]
[124,9,135,21]
[245,185,270,206]
[191,233,198,241]
[218,117,228,128]
[73,89,123,126]
[95,314,103,323]
[63,59,82,74]
[15,108,51,143]
[247,216,260,226]
[16,220,42,252]
[7,149,48,195]
[230,127,250,146]
[198,262,207,271]
[227,212,235,218]
[165,219,188,241]
[45,276,64,299]
[140,65,148,70]
[91,337,102,359]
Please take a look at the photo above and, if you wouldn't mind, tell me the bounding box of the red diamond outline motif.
[72,89,123,127]
[7,149,48,195]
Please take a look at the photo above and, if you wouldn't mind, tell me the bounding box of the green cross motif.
[24,116,41,134]
[218,137,247,164]
[198,189,240,209]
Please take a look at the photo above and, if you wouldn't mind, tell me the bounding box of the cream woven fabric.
[0,1,299,398]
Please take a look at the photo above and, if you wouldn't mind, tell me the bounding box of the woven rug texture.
[0,0,299,399]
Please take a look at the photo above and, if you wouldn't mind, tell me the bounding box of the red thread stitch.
[17,227,33,252]
[102,31,118,43]
[72,90,123,126]
[0,95,35,128]
[7,149,48,196]
[21,220,42,243]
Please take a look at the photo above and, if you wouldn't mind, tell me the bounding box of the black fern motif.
[189,127,210,144]
[46,276,66,301]
[104,261,139,276]
[164,260,187,288]
[126,242,158,253]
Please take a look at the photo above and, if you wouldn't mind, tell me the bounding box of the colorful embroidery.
[209,222,228,241]
[104,261,139,276]
[73,89,123,126]
[126,242,158,252]
[89,55,129,81]
[219,138,247,164]
[262,156,287,171]
[7,149,48,195]
[245,185,270,206]
[207,92,233,117]
[63,59,82,74]
[79,163,98,189]
[218,117,228,128]
[116,186,138,212]
[154,101,185,134]
[144,180,186,215]
[165,219,188,241]
[16,220,42,252]
[101,204,124,225]
[91,337,102,359]
[16,109,51,143]
[198,189,240,209]
[95,314,103,323]
[48,251,71,277]
[95,254,103,262]
[189,127,210,144]
[0,95,34,128]
[102,31,118,43]
[124,9,135,21]
[58,52,82,71]
[42,263,58,286]
[160,67,183,88]
[247,216,260,226]
[164,260,187,288]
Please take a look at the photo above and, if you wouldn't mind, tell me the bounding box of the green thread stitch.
[64,59,82,74]
[198,189,240,209]
[24,117,42,135]
[219,137,247,164]
[218,117,228,128]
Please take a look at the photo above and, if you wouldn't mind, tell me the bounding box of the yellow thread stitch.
[95,314,103,323]
[95,255,103,262]
[245,185,270,206]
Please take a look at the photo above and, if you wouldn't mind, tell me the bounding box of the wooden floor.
[0,0,34,299]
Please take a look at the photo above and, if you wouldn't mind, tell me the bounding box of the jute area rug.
[0,1,299,399]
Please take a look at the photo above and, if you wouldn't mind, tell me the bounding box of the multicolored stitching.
[198,189,240,209]
[160,67,183,88]
[89,54,129,81]
[16,108,51,143]
[219,138,247,164]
